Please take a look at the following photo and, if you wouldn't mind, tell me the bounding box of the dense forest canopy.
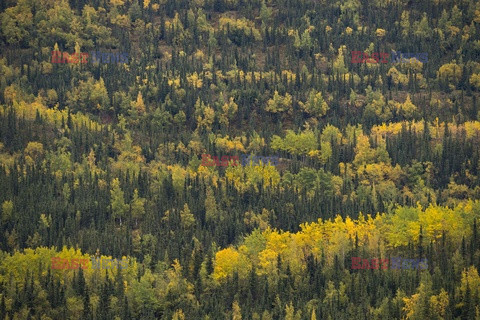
[1,0,480,319]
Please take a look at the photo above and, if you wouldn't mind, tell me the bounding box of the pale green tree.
[110,178,128,225]
[271,130,317,156]
[285,301,301,320]
[333,47,348,75]
[205,186,218,222]
[399,94,417,118]
[363,85,391,123]
[299,90,329,118]
[130,189,146,227]
[259,0,272,28]
[172,309,186,320]
[400,10,410,36]
[180,203,195,230]
[1,200,13,223]
[232,300,242,320]
[266,91,292,113]
[413,13,432,39]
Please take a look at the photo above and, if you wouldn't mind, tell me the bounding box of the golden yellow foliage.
[376,28,386,37]
[132,91,146,114]
[419,205,463,243]
[370,121,425,139]
[196,106,215,131]
[168,77,181,88]
[187,72,203,88]
[215,135,245,152]
[218,16,261,41]
[437,62,462,84]
[111,13,129,27]
[210,201,480,281]
[459,266,480,302]
[470,73,480,90]
[0,247,135,290]
[0,100,105,133]
[387,66,408,86]
[257,247,279,276]
[429,289,449,319]
[213,247,251,282]
[110,0,124,6]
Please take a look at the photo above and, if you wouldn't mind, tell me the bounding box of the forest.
[1,0,480,318]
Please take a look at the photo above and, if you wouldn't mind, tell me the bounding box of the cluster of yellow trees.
[213,201,480,282]
[0,247,135,286]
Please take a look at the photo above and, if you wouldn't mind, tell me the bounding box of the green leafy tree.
[363,85,390,123]
[233,300,242,320]
[413,13,432,39]
[131,189,146,227]
[1,200,13,223]
[180,203,195,230]
[0,0,32,45]
[110,178,128,225]
[299,90,329,118]
[266,91,292,114]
